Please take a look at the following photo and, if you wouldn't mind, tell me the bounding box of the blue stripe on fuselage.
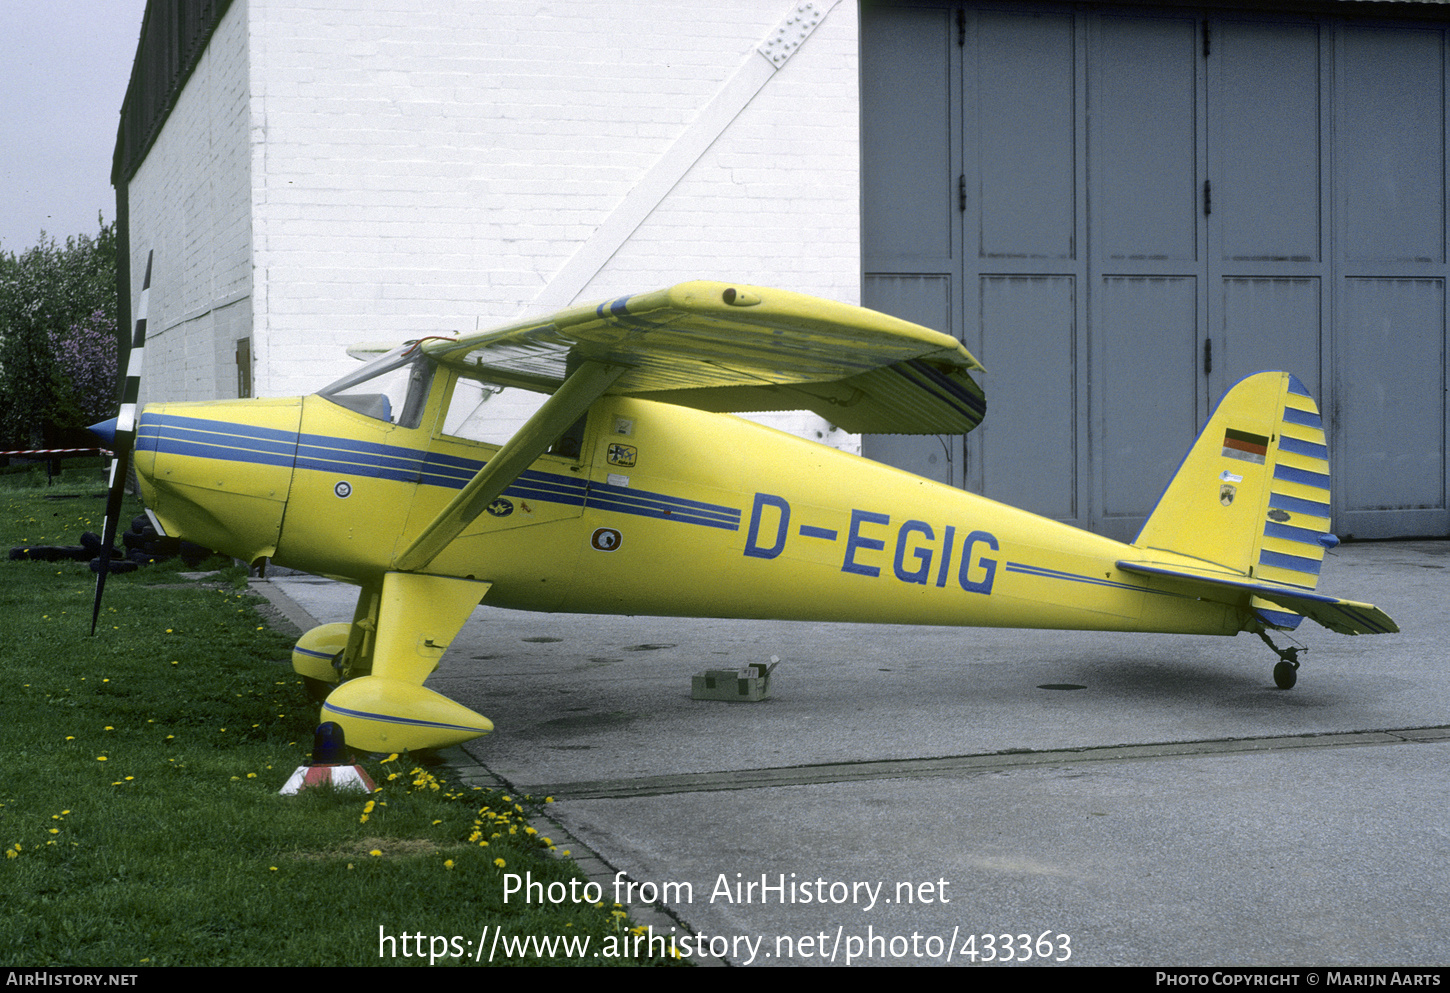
[141,413,738,532]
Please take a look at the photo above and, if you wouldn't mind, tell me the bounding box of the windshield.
[319,342,435,428]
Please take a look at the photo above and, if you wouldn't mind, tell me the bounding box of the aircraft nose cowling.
[133,399,302,564]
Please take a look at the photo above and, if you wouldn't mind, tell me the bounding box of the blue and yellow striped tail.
[1131,372,1348,632]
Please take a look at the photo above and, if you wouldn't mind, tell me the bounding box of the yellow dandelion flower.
[96,756,107,762]
[493,858,506,868]
[443,859,455,870]
[369,849,382,857]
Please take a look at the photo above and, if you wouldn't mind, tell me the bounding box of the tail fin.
[1132,371,1335,628]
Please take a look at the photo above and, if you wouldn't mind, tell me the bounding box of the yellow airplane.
[93,272,1398,754]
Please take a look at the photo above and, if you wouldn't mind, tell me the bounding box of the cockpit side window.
[440,373,586,458]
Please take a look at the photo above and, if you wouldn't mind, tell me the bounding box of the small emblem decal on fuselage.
[334,481,352,498]
[1220,484,1236,506]
[607,443,637,467]
[591,528,623,551]
[487,498,514,517]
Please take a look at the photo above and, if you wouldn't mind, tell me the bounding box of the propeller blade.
[91,251,152,636]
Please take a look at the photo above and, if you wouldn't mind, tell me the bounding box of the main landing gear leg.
[1256,630,1303,689]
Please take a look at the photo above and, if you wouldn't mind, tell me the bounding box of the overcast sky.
[0,1,150,253]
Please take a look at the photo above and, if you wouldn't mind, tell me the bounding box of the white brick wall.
[131,0,864,449]
[126,1,253,406]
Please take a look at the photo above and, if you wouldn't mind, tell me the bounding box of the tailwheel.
[1273,659,1299,690]
[1257,630,1303,690]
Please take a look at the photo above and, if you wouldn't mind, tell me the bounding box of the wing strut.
[392,359,626,572]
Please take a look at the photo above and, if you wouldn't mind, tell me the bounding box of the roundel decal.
[334,481,352,499]
[590,528,623,552]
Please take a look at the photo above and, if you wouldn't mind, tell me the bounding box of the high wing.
[421,281,986,435]
[390,281,984,572]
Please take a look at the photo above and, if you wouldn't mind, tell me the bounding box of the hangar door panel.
[964,10,1084,524]
[1338,27,1445,265]
[860,6,955,263]
[1334,26,1449,537]
[1092,15,1202,265]
[977,276,1078,522]
[1214,21,1322,267]
[1339,280,1446,536]
[973,10,1076,262]
[1089,13,1204,539]
[1099,277,1199,521]
[1207,19,1325,410]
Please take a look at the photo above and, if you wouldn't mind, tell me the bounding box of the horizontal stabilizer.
[1117,559,1399,636]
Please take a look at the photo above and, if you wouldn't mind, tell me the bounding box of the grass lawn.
[0,464,679,967]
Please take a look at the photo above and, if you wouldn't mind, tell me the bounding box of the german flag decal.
[1222,428,1270,464]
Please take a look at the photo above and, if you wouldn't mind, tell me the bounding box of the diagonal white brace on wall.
[520,0,840,317]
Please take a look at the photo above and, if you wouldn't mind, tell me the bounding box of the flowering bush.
[49,310,118,427]
[0,220,117,446]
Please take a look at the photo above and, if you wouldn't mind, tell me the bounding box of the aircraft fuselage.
[136,386,1243,639]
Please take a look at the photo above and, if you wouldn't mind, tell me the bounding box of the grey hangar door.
[861,2,1450,542]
